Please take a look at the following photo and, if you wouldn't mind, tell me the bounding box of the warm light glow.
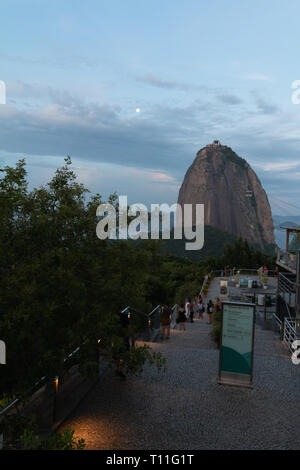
[97,339,101,343]
[135,108,140,113]
[54,376,59,392]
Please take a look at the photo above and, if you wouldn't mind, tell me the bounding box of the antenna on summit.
[207,140,221,148]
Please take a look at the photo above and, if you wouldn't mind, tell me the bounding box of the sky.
[1,0,300,215]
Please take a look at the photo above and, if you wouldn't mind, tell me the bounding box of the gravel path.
[60,315,300,450]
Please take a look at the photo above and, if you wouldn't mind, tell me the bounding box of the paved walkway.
[205,275,278,303]
[60,314,300,450]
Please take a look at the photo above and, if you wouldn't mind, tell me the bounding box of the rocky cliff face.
[177,142,275,249]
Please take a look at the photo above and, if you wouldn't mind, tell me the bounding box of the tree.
[0,158,165,400]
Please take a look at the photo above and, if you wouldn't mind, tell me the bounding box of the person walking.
[207,299,214,324]
[185,297,191,322]
[160,304,171,340]
[190,298,195,323]
[176,304,186,331]
[197,295,204,319]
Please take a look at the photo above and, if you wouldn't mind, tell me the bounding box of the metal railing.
[283,318,300,353]
[199,268,278,299]
[170,304,179,329]
[278,273,297,311]
[0,305,155,423]
[147,304,180,334]
[277,249,297,272]
[273,312,283,327]
[0,340,84,422]
[201,268,277,282]
[278,272,296,294]
[200,274,212,296]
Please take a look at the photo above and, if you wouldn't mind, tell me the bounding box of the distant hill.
[273,215,300,228]
[290,235,300,251]
[273,215,300,249]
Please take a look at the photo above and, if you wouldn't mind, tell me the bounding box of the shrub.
[211,308,222,347]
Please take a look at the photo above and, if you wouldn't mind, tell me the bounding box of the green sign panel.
[219,301,255,388]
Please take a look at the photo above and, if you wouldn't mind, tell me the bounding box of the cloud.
[216,94,243,105]
[149,172,175,183]
[241,73,271,82]
[136,73,204,91]
[1,80,299,213]
[0,99,193,174]
[251,91,280,115]
[254,161,300,172]
[255,97,279,115]
[126,168,176,184]
[0,51,102,69]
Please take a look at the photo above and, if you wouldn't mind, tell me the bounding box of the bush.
[3,414,86,450]
[211,308,222,347]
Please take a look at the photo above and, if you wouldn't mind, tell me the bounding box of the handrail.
[283,317,300,353]
[0,340,84,418]
[200,268,278,293]
[285,301,293,320]
[279,272,296,285]
[200,277,207,296]
[148,305,161,318]
[0,398,19,416]
[272,312,282,326]
[277,249,297,272]
[0,306,152,416]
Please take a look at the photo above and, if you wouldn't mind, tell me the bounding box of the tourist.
[214,297,222,315]
[190,298,195,323]
[176,304,186,331]
[224,265,230,277]
[185,297,191,322]
[160,304,172,340]
[197,296,204,319]
[207,299,214,324]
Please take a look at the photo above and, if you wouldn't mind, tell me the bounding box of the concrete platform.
[59,316,300,450]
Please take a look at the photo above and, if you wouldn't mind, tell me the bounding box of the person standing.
[190,298,195,323]
[176,304,186,331]
[207,299,214,324]
[214,297,222,315]
[197,296,204,319]
[160,304,171,340]
[185,297,191,322]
